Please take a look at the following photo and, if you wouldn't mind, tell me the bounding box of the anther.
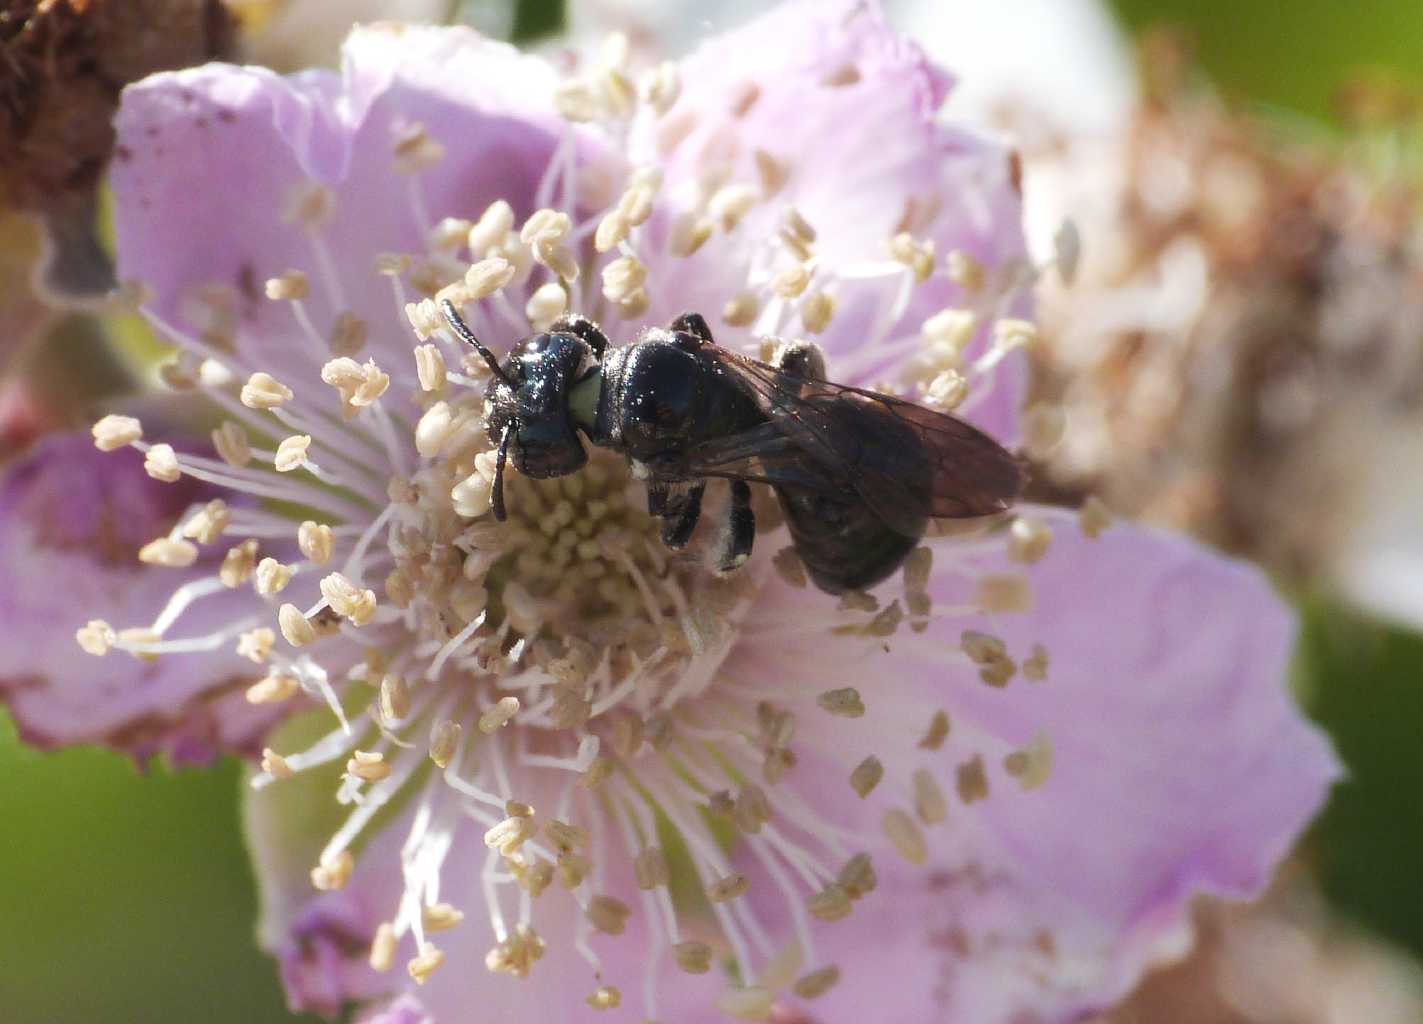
[297,521,334,565]
[211,421,250,467]
[280,182,335,229]
[478,695,520,733]
[143,443,181,482]
[465,256,516,299]
[850,755,883,798]
[722,291,760,326]
[1004,732,1053,789]
[771,263,811,298]
[240,372,294,410]
[801,291,835,334]
[273,434,312,472]
[557,852,590,889]
[277,604,316,647]
[392,123,444,174]
[406,944,445,984]
[544,818,588,854]
[1009,516,1051,563]
[429,719,461,767]
[375,252,412,276]
[734,785,771,833]
[484,815,537,857]
[369,923,397,972]
[220,540,260,588]
[311,850,354,891]
[817,687,865,718]
[264,270,310,302]
[261,748,294,778]
[413,344,446,392]
[516,858,554,898]
[976,573,1031,614]
[420,902,463,932]
[946,249,985,291]
[709,184,759,231]
[404,298,443,340]
[485,926,546,978]
[246,673,299,705]
[640,60,680,113]
[919,709,950,750]
[718,987,773,1019]
[115,628,160,661]
[235,627,275,663]
[139,537,198,568]
[883,808,928,865]
[913,768,948,825]
[993,317,1039,354]
[158,352,201,390]
[587,986,621,1011]
[838,853,877,899]
[320,572,377,625]
[525,282,567,330]
[1023,643,1049,681]
[379,674,411,722]
[254,557,294,595]
[602,254,648,304]
[674,941,713,974]
[554,76,601,122]
[924,370,968,410]
[1022,403,1065,459]
[75,620,115,656]
[347,749,391,782]
[888,232,936,282]
[808,883,852,921]
[586,895,631,935]
[1080,495,1112,537]
[708,872,751,903]
[671,213,713,256]
[755,149,788,194]
[182,500,230,545]
[794,966,842,999]
[955,755,989,803]
[92,414,142,451]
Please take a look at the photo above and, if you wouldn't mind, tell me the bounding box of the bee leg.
[661,481,705,549]
[718,480,755,574]
[669,312,714,345]
[550,312,610,359]
[772,338,827,381]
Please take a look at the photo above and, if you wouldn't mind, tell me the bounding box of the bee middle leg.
[718,480,755,574]
[661,481,705,549]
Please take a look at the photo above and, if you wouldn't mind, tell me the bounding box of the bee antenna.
[440,299,516,389]
[491,424,511,521]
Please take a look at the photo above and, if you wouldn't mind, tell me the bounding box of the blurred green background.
[4,1,1423,1021]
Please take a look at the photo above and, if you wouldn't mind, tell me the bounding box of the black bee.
[441,300,1022,595]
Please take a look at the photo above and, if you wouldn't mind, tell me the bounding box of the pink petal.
[726,517,1337,1021]
[0,433,283,763]
[112,26,599,390]
[631,0,1028,440]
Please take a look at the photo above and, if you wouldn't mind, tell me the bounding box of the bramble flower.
[0,3,1336,1021]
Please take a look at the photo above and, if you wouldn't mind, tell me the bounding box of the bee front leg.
[718,480,755,574]
[661,481,705,549]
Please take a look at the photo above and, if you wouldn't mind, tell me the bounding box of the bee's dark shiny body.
[443,301,1022,595]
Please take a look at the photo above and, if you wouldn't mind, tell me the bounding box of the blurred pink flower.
[0,3,1335,1021]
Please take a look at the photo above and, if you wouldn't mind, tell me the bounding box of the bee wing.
[684,347,1023,536]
